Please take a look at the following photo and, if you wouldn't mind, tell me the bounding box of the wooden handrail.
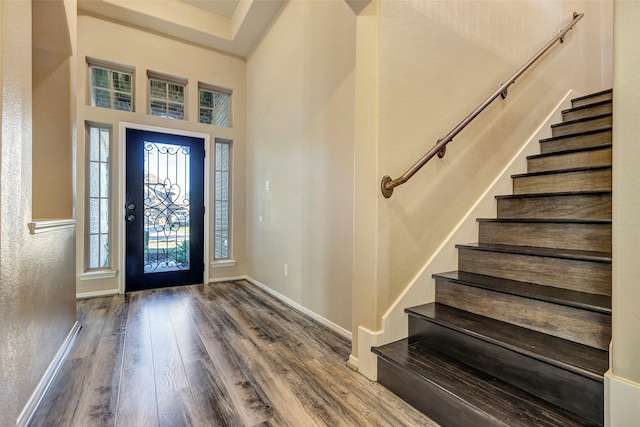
[381,12,584,198]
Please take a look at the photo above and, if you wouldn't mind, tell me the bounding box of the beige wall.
[76,14,248,295]
[0,0,77,423]
[32,48,74,220]
[608,0,640,423]
[353,0,613,359]
[246,0,356,332]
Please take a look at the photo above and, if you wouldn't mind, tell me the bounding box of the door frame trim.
[118,122,210,293]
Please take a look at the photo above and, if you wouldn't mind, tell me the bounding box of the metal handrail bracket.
[381,12,584,198]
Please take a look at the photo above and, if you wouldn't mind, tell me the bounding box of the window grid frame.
[213,139,232,261]
[87,60,134,112]
[148,72,187,121]
[85,122,112,271]
[198,84,232,128]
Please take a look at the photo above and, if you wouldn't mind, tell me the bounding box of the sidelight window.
[86,123,111,270]
[214,139,232,260]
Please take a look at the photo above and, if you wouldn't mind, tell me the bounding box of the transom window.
[88,59,134,112]
[199,85,232,127]
[86,123,111,270]
[149,72,187,120]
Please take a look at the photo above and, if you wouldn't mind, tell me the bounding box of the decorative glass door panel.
[126,128,205,292]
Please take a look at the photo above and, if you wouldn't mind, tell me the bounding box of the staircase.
[372,89,612,427]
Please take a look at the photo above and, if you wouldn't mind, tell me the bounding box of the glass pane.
[89,162,99,197]
[215,143,222,170]
[199,108,213,125]
[168,103,184,120]
[214,200,222,229]
[100,198,109,234]
[220,144,229,171]
[92,88,111,109]
[89,235,99,268]
[100,163,109,198]
[99,128,109,162]
[214,110,230,127]
[89,127,100,161]
[89,198,99,234]
[113,92,132,112]
[100,234,109,268]
[143,141,191,273]
[150,100,167,117]
[91,67,110,88]
[149,79,166,99]
[215,92,230,111]
[112,71,132,92]
[168,83,184,103]
[200,90,213,108]
[215,172,222,200]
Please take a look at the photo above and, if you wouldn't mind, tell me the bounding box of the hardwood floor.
[30,280,437,427]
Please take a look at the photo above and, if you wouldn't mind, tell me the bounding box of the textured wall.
[0,0,77,424]
[246,0,356,332]
[352,0,613,357]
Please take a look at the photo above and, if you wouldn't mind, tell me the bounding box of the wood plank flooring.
[30,280,437,427]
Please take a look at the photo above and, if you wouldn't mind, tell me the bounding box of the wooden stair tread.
[571,89,612,104]
[455,242,611,262]
[372,339,599,427]
[496,190,612,200]
[405,302,609,380]
[477,218,611,225]
[527,144,612,160]
[539,127,611,144]
[551,113,612,129]
[562,99,612,115]
[433,270,611,314]
[512,165,611,179]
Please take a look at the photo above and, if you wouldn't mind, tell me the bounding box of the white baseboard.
[357,326,380,380]
[357,90,577,380]
[244,276,352,341]
[348,354,359,371]
[76,288,120,299]
[17,321,81,427]
[208,275,248,283]
[605,370,640,427]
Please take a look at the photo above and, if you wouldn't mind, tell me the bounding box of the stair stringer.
[357,90,578,381]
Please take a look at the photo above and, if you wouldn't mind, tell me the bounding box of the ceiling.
[180,0,239,19]
[77,0,287,57]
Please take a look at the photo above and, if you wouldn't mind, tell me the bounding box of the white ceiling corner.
[77,0,286,57]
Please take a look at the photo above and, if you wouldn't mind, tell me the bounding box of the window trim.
[86,57,135,112]
[213,138,233,261]
[147,70,188,120]
[198,82,233,128]
[84,121,113,272]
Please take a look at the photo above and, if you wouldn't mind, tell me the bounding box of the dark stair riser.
[478,220,612,252]
[375,342,600,427]
[572,90,612,108]
[377,357,502,427]
[527,146,611,173]
[457,247,611,295]
[540,129,611,154]
[512,168,611,194]
[562,101,612,122]
[496,192,611,220]
[552,115,612,137]
[435,279,611,350]
[408,316,604,424]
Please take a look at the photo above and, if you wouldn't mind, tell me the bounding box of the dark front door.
[125,128,205,292]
